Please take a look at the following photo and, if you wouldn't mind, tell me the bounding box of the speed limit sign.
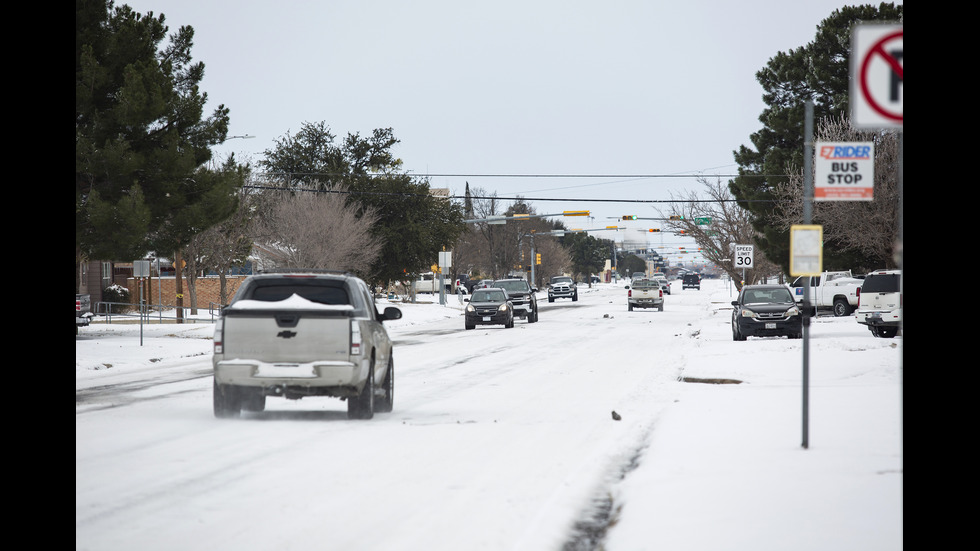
[734,244,754,268]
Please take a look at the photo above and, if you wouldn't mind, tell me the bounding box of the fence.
[93,301,225,324]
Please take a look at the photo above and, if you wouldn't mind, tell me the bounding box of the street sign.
[851,24,903,129]
[734,244,754,269]
[815,141,875,201]
[694,217,711,225]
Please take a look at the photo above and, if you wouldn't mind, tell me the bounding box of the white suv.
[855,270,902,338]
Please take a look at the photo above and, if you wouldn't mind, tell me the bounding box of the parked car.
[855,269,902,338]
[491,278,539,322]
[464,288,514,329]
[547,276,578,302]
[731,284,802,341]
[682,273,701,290]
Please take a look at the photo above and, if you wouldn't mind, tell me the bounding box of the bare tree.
[253,187,382,275]
[659,178,781,288]
[188,182,258,306]
[769,117,900,272]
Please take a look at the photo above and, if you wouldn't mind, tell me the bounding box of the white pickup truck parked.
[412,272,452,294]
[212,271,402,420]
[789,271,863,316]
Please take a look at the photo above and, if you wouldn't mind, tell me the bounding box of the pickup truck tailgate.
[221,309,352,364]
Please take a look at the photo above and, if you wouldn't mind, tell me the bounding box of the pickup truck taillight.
[213,318,223,354]
[350,321,362,355]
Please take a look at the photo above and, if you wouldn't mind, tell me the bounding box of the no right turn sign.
[851,24,903,129]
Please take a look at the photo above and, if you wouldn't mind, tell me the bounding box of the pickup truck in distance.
[626,279,664,311]
[76,293,92,335]
[789,271,863,316]
[212,271,402,420]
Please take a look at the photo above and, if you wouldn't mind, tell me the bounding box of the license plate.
[483,316,491,321]
[765,322,777,329]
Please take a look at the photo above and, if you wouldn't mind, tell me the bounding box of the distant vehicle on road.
[492,278,539,323]
[464,288,514,330]
[547,276,578,302]
[626,279,664,312]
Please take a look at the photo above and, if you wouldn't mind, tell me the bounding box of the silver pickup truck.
[212,271,402,419]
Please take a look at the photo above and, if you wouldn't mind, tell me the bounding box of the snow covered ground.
[76,277,903,550]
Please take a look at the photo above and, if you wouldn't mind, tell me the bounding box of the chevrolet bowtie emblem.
[277,330,297,339]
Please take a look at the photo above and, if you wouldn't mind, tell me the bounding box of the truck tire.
[348,362,375,420]
[375,358,394,413]
[833,298,852,317]
[213,380,242,418]
[874,326,898,338]
[628,303,634,312]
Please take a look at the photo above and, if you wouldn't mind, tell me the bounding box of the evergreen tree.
[76,0,233,266]
[729,3,903,272]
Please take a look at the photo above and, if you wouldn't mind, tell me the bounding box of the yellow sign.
[790,225,823,276]
[562,210,590,217]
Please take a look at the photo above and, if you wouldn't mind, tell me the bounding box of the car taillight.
[628,290,633,297]
[351,321,362,355]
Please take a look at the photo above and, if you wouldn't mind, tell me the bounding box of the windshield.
[551,277,572,285]
[472,289,506,302]
[742,288,793,304]
[494,280,527,293]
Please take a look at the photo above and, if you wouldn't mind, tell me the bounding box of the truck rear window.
[861,274,901,293]
[247,283,350,306]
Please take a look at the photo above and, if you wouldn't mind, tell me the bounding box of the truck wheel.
[572,293,578,302]
[833,298,852,317]
[375,358,394,413]
[628,303,634,312]
[348,362,375,420]
[658,304,664,312]
[529,308,538,323]
[213,380,242,418]
[549,297,554,303]
[878,327,898,338]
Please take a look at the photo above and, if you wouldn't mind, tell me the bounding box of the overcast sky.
[119,0,885,252]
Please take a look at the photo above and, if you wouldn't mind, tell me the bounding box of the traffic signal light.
[669,215,684,220]
[621,215,637,220]
[536,253,541,265]
[648,228,661,232]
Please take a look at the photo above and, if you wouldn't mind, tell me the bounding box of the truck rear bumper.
[214,359,365,389]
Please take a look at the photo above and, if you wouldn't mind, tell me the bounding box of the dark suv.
[682,273,701,290]
[731,284,803,340]
[491,278,539,322]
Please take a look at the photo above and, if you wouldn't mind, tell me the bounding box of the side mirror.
[731,301,739,307]
[382,306,403,321]
[624,285,631,290]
